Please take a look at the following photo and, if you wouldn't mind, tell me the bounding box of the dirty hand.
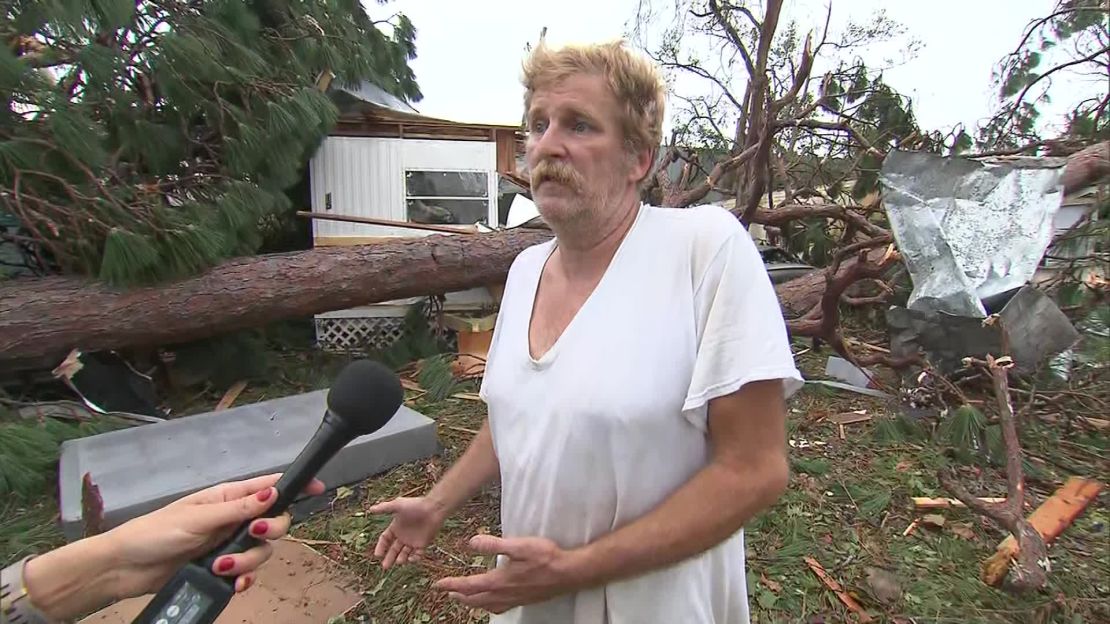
[103,473,326,597]
[368,496,447,568]
[433,535,580,614]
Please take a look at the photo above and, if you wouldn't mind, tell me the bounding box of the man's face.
[524,73,647,226]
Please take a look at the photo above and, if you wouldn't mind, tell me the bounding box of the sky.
[369,0,1093,139]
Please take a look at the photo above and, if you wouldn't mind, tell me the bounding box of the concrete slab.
[59,390,439,541]
[79,538,363,624]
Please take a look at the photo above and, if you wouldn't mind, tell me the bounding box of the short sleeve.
[681,225,804,425]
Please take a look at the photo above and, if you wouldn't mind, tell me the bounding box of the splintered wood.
[913,497,1006,510]
[805,556,873,622]
[981,476,1104,586]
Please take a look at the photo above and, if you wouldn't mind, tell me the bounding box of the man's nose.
[529,123,569,161]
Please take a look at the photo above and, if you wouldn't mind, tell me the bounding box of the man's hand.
[369,497,447,569]
[434,535,580,614]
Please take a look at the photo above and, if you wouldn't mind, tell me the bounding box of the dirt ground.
[3,340,1107,624]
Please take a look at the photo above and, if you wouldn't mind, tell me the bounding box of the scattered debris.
[888,286,1080,375]
[805,379,892,399]
[442,312,495,379]
[825,356,876,389]
[950,523,977,540]
[50,349,165,418]
[902,519,920,537]
[913,496,1007,510]
[215,380,248,411]
[804,556,873,622]
[921,514,947,529]
[982,476,1104,587]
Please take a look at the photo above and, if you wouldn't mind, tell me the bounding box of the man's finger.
[434,571,498,595]
[468,535,532,559]
[382,538,405,570]
[367,499,399,514]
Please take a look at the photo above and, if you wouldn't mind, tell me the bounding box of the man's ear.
[630,146,655,184]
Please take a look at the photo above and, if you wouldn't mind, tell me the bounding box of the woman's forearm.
[22,533,121,621]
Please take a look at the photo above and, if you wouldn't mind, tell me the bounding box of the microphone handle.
[199,411,352,578]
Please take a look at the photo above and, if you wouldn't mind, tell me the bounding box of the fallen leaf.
[334,486,353,501]
[951,523,976,540]
[864,566,903,605]
[921,513,946,528]
[761,574,782,593]
[895,459,913,472]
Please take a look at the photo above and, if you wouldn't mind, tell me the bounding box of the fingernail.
[217,557,235,573]
[251,520,269,535]
[256,488,273,502]
[242,575,254,590]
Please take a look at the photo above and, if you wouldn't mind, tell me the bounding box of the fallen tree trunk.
[0,226,860,372]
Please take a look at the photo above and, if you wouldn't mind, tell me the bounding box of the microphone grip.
[198,412,352,579]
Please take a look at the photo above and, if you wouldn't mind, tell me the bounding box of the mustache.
[530,160,583,190]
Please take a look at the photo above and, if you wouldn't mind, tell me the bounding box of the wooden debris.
[1081,417,1109,431]
[982,476,1104,586]
[913,496,1006,510]
[902,519,919,537]
[215,380,248,411]
[804,556,873,622]
[828,410,872,425]
[451,392,483,402]
[81,472,104,538]
[920,514,946,529]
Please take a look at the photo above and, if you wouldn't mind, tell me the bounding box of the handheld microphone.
[131,359,404,624]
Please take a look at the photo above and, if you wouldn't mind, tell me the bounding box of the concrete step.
[59,389,439,541]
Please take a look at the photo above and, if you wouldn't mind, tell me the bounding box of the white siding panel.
[309,137,412,238]
[401,139,495,172]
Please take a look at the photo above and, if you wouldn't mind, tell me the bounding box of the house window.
[405,170,490,225]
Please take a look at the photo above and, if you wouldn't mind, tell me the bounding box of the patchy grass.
[3,339,1106,624]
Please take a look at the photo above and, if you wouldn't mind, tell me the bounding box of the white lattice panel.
[315,317,406,352]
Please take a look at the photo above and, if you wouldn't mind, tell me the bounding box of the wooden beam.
[981,476,1104,586]
[297,211,478,235]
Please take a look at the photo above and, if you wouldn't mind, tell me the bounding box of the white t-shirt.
[479,203,803,624]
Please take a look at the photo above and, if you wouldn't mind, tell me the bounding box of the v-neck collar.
[524,204,646,369]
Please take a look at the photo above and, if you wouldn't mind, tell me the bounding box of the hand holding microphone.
[3,359,404,624]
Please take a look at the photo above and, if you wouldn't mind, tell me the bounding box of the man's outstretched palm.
[369,496,445,569]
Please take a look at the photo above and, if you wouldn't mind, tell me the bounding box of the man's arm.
[427,418,501,515]
[566,378,789,586]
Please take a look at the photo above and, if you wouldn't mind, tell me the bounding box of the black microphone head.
[326,359,404,435]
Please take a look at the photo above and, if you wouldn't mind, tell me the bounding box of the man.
[369,39,802,623]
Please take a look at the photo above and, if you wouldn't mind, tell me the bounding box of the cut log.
[0,222,851,373]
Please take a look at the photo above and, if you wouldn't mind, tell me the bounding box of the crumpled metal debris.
[880,150,1066,317]
[887,286,1080,374]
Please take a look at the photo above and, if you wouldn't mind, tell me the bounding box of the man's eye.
[573,121,590,133]
[530,120,548,133]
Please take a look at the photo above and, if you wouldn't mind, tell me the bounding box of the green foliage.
[978,0,1109,147]
[1,0,421,285]
[418,354,463,403]
[366,302,453,370]
[0,415,128,501]
[937,404,987,454]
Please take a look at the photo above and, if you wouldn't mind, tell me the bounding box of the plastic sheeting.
[880,151,1065,317]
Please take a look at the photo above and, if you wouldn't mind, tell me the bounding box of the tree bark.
[0,223,848,372]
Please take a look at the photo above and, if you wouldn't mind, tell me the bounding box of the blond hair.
[522,40,666,161]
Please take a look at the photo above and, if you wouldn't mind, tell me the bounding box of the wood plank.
[299,211,478,235]
[912,497,1006,510]
[215,380,247,411]
[982,476,1104,586]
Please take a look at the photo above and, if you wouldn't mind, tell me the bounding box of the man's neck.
[550,192,640,282]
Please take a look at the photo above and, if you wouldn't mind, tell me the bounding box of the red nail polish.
[256,488,272,502]
[217,557,234,573]
[251,520,269,535]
